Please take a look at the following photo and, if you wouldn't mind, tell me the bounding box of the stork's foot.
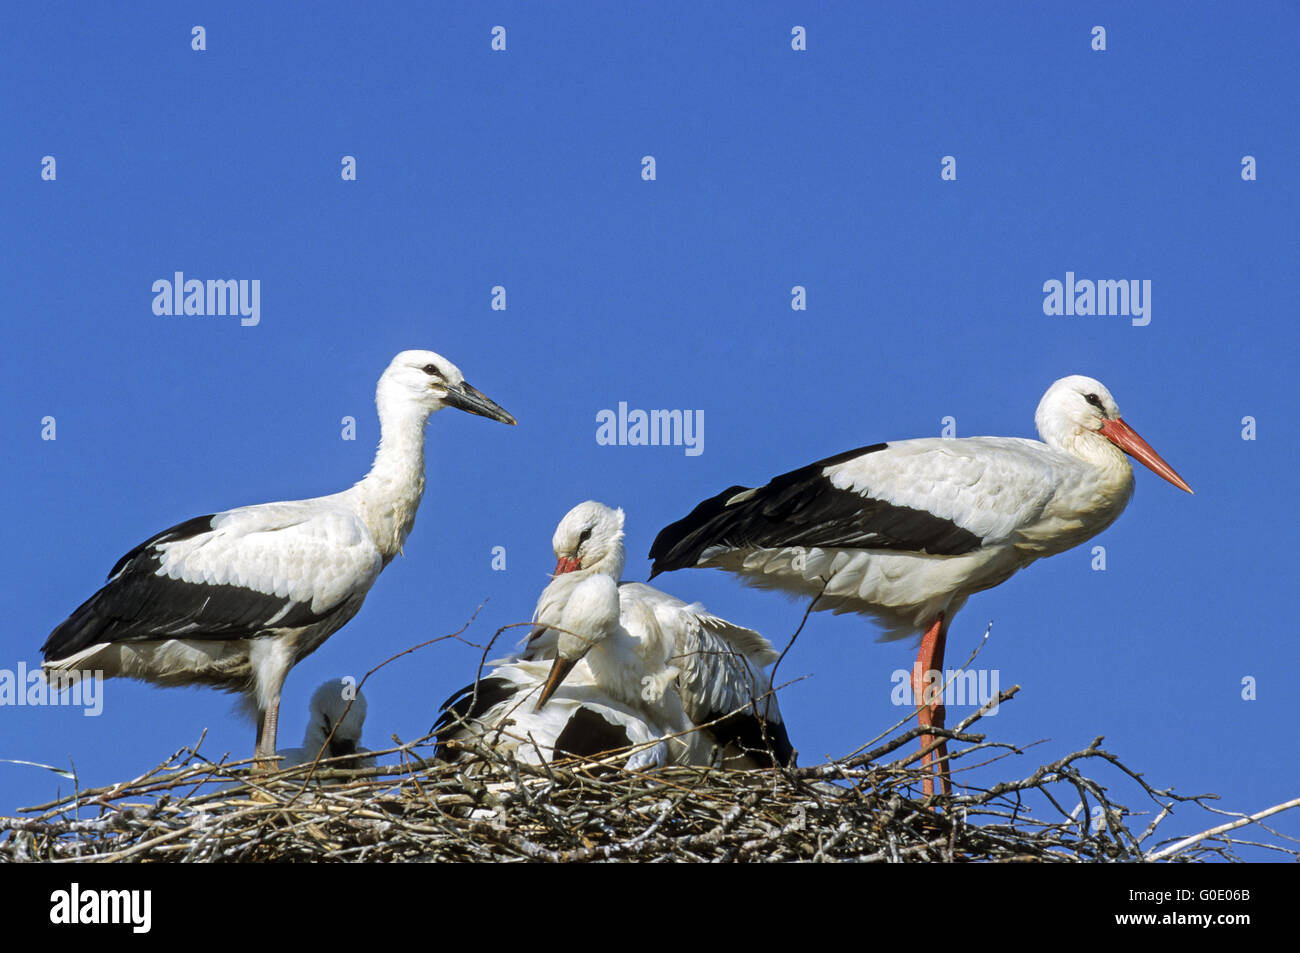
[251,740,281,775]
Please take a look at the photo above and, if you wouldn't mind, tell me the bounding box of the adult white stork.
[42,350,515,767]
[532,501,794,768]
[647,375,1192,795]
[434,574,702,770]
[276,678,375,771]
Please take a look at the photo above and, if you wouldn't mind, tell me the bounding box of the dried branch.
[4,618,1291,864]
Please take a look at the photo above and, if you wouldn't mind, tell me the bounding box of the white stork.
[276,678,375,771]
[434,574,701,770]
[42,350,515,767]
[647,375,1192,795]
[532,501,794,769]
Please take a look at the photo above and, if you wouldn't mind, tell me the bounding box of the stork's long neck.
[584,601,680,717]
[1046,424,1135,498]
[346,395,432,562]
[583,627,654,711]
[587,549,626,581]
[1031,420,1137,552]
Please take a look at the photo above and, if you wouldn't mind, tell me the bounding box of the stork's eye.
[578,527,593,545]
[1084,393,1106,413]
[422,364,442,377]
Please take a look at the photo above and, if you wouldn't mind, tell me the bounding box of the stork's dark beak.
[444,381,517,425]
[534,656,579,712]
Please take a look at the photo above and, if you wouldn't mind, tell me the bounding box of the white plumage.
[154,506,380,615]
[436,501,793,769]
[649,375,1192,792]
[435,575,701,770]
[276,678,374,771]
[620,581,784,767]
[42,349,515,766]
[543,503,791,767]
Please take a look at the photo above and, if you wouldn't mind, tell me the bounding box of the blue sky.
[2,3,1296,857]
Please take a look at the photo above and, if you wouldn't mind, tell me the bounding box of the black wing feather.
[431,676,519,760]
[649,443,983,575]
[701,710,795,768]
[42,513,334,661]
[554,708,634,760]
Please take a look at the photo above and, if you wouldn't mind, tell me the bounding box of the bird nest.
[4,690,1294,863]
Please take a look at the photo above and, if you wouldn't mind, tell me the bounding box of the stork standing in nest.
[42,350,515,767]
[648,376,1191,795]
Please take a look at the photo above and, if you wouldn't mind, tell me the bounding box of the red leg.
[911,615,951,798]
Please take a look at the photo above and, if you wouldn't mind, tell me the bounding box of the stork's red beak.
[554,555,582,575]
[1100,418,1193,494]
[533,656,579,712]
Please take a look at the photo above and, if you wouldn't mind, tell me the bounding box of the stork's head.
[1036,375,1192,493]
[305,678,368,756]
[551,500,627,578]
[378,350,516,425]
[534,574,622,711]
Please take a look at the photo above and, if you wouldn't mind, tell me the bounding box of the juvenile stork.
[277,678,375,771]
[648,376,1192,794]
[434,575,704,770]
[533,501,793,768]
[42,350,515,767]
